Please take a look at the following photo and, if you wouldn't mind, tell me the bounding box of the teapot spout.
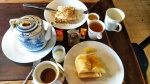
[45,25,52,41]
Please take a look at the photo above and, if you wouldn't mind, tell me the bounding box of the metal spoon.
[23,2,100,14]
[23,59,41,84]
[23,3,57,12]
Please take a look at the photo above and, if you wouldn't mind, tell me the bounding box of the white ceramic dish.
[44,0,88,29]
[1,20,56,63]
[64,41,124,84]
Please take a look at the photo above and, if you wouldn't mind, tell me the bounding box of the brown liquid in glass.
[88,14,98,20]
[40,68,56,83]
[90,22,103,32]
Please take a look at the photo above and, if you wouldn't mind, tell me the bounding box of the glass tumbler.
[52,45,66,63]
[67,30,80,47]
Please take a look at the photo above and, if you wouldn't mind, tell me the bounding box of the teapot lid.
[10,15,43,33]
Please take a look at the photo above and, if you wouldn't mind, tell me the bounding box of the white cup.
[32,61,64,84]
[87,13,100,25]
[104,8,125,32]
[88,20,105,40]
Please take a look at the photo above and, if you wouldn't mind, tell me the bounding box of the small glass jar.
[67,30,80,47]
[52,45,66,63]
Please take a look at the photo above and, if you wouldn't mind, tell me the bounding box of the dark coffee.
[90,22,103,32]
[40,68,56,83]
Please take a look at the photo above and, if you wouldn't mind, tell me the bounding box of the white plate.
[1,21,56,63]
[64,41,124,84]
[44,0,88,29]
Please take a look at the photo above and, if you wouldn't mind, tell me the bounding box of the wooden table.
[0,0,146,84]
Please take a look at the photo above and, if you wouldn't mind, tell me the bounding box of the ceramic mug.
[104,8,125,32]
[87,13,100,25]
[32,61,64,84]
[88,20,105,40]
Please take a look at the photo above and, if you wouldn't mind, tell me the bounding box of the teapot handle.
[45,24,52,41]
[9,19,19,31]
[9,18,26,31]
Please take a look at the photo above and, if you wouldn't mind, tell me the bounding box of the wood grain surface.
[113,0,150,83]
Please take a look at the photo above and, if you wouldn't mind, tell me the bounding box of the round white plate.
[44,0,88,29]
[64,41,124,84]
[1,20,56,63]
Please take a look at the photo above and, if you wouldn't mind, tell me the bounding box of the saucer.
[1,20,56,63]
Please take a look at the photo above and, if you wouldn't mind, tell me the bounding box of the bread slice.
[55,6,76,24]
[75,53,106,78]
[75,54,91,74]
[87,54,106,73]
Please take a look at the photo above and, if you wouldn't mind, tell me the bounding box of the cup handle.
[97,33,102,39]
[114,23,122,32]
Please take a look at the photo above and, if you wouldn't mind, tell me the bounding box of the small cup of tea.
[87,13,100,25]
[32,61,64,84]
[88,20,105,40]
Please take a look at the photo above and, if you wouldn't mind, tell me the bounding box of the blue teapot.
[9,15,52,51]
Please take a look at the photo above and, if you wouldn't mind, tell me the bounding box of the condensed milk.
[52,45,66,63]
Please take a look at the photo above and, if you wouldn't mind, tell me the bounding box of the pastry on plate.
[54,6,76,24]
[75,53,106,78]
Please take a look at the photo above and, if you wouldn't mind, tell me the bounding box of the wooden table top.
[0,0,146,84]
